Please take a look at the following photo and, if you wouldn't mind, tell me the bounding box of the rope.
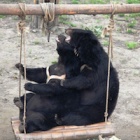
[40,3,55,42]
[104,4,116,122]
[101,3,116,58]
[18,3,27,134]
[23,28,27,134]
[18,24,23,98]
[18,3,26,20]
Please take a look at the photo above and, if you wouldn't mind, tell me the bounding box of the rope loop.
[40,3,55,23]
[101,3,116,38]
[40,3,55,42]
[18,3,26,20]
[18,20,26,34]
[111,3,116,19]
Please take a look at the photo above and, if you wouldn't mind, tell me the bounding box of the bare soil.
[0,1,140,140]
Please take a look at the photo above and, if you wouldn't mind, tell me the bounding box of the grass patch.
[51,61,57,65]
[60,20,77,27]
[125,13,140,19]
[127,21,137,28]
[126,0,140,4]
[72,0,80,4]
[118,14,125,17]
[84,0,110,4]
[128,13,140,18]
[59,15,69,21]
[33,40,41,45]
[127,29,134,34]
[64,21,76,27]
[84,25,103,37]
[59,15,76,27]
[102,40,109,46]
[0,15,6,19]
[126,41,138,49]
[93,26,103,37]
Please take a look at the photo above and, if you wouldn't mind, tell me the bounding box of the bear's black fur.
[14,29,119,133]
[14,34,81,133]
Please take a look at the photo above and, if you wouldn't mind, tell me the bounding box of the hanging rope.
[18,3,26,98]
[104,4,116,122]
[17,3,27,134]
[40,3,55,42]
[101,4,116,58]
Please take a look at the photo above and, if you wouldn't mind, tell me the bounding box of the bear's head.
[65,28,102,68]
[56,34,75,63]
[56,34,81,78]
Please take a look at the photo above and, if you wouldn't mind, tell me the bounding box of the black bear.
[14,34,82,133]
[14,29,119,133]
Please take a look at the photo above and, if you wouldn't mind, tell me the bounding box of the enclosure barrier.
[0,4,140,15]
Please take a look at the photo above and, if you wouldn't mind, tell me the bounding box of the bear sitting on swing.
[14,29,119,133]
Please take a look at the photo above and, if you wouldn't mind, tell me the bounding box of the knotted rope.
[101,4,116,58]
[18,3,27,134]
[40,3,55,42]
[103,4,116,122]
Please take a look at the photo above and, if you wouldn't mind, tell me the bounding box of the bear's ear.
[57,35,66,43]
[65,28,73,36]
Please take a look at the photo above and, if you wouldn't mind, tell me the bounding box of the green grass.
[126,0,140,4]
[59,15,77,27]
[0,15,6,19]
[59,15,69,21]
[71,0,110,4]
[118,14,125,17]
[126,41,138,49]
[51,61,57,65]
[84,25,103,37]
[60,20,77,27]
[59,15,69,24]
[127,13,140,18]
[72,0,80,4]
[102,40,109,46]
[127,21,137,28]
[84,0,110,4]
[127,29,134,34]
[93,26,103,37]
[33,40,41,45]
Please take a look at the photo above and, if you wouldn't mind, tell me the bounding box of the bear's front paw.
[15,63,24,74]
[13,97,23,109]
[24,83,33,91]
[19,122,26,133]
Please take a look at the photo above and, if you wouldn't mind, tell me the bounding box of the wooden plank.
[11,117,115,140]
[0,4,140,15]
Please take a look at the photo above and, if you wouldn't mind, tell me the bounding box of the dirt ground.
[0,1,140,140]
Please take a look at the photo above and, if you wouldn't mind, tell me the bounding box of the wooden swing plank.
[11,116,115,140]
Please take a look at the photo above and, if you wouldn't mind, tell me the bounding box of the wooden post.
[32,0,40,28]
[0,4,140,15]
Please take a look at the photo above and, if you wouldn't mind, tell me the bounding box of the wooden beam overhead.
[0,4,140,16]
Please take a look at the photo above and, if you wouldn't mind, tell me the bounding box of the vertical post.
[31,0,40,28]
[35,0,39,28]
[54,0,59,26]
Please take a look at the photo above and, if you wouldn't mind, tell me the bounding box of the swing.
[11,2,117,140]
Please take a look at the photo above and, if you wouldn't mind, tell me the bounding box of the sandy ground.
[0,1,140,140]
